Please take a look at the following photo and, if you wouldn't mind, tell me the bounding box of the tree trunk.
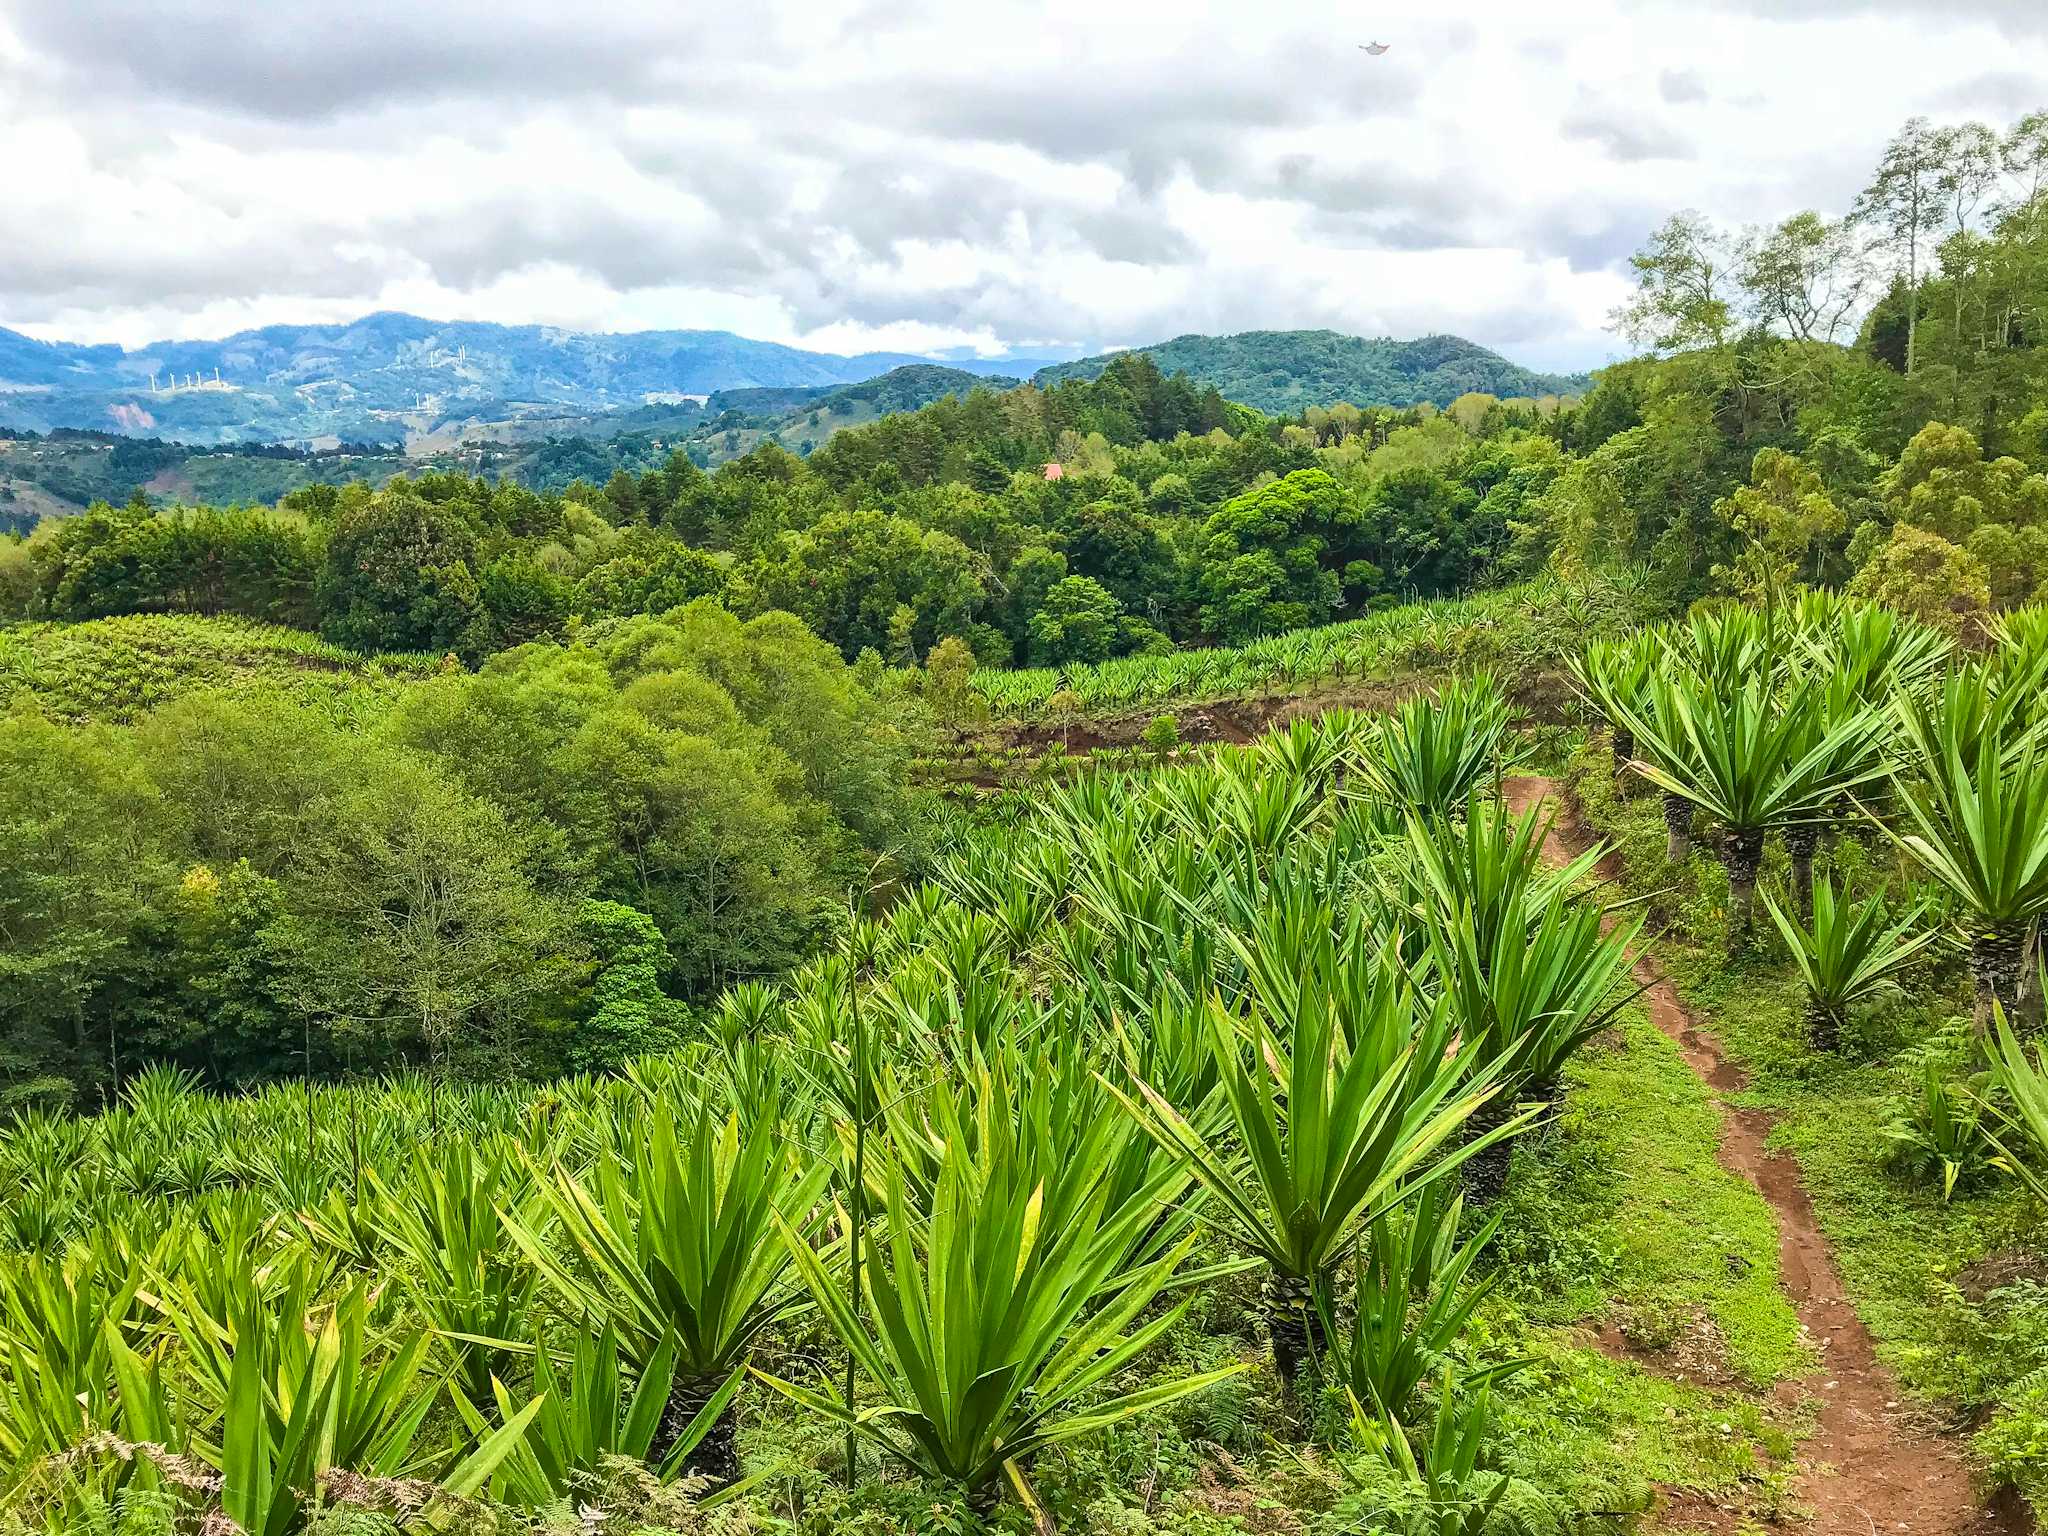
[1906,209,1920,377]
[1663,793,1693,863]
[1611,726,1636,792]
[1805,996,1843,1054]
[1784,823,1819,925]
[654,1372,741,1486]
[1969,924,2029,1036]
[1261,1268,1325,1420]
[1459,1087,1523,1203]
[1723,828,1766,955]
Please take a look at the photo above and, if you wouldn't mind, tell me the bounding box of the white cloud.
[0,0,2043,370]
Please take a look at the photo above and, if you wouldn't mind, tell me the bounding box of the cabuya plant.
[1763,876,1934,1052]
[1885,669,2048,1030]
[760,1049,1243,1506]
[1113,887,1531,1404]
[1614,671,1883,953]
[503,1087,832,1485]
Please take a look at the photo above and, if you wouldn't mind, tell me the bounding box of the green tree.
[1197,469,1351,642]
[1029,575,1125,665]
[284,758,571,1074]
[1884,422,2048,545]
[1738,211,1871,344]
[1712,448,1845,605]
[1847,524,1993,637]
[158,860,311,1082]
[565,900,685,1074]
[923,634,987,732]
[573,536,725,618]
[0,713,161,1107]
[317,483,482,653]
[1853,117,1947,375]
[1612,211,1736,352]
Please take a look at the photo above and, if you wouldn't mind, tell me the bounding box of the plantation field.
[966,579,1616,720]
[0,614,440,723]
[1,594,2046,1535]
[0,675,1804,1535]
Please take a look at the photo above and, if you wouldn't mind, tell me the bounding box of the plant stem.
[1663,792,1693,863]
[1724,827,1766,955]
[1784,823,1819,925]
[845,964,867,1489]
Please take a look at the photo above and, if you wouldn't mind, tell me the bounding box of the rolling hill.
[0,363,1016,522]
[1031,330,1590,412]
[0,312,1046,447]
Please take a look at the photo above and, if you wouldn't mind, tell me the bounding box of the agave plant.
[1982,1015,2048,1202]
[1400,803,1640,1199]
[1614,671,1884,953]
[1398,798,1606,938]
[1887,672,2048,1029]
[1567,630,1660,786]
[455,1322,745,1506]
[1797,598,1951,712]
[1333,1370,1541,1536]
[505,1091,832,1484]
[760,1074,1241,1507]
[158,1274,536,1536]
[1990,603,2048,690]
[1881,1058,1990,1202]
[368,1137,540,1406]
[1672,603,1779,696]
[1364,672,1521,816]
[1114,899,1529,1401]
[1417,884,1641,1199]
[0,1245,149,1466]
[1313,1183,1520,1425]
[1762,878,1934,1052]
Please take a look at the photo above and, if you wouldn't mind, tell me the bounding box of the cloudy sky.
[2,0,2044,372]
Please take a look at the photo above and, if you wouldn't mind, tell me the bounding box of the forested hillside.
[0,602,925,1105]
[1033,330,1591,411]
[0,351,1578,672]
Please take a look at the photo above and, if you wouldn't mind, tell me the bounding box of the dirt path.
[1502,776,2023,1536]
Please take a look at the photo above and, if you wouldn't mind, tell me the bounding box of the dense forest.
[0,602,924,1106]
[1,354,1567,671]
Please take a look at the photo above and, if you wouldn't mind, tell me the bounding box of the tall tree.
[1738,212,1871,343]
[1854,118,1948,376]
[1612,211,1736,353]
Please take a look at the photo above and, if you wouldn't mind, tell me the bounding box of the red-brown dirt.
[1502,775,2028,1536]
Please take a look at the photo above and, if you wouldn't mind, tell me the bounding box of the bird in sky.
[1359,40,1390,54]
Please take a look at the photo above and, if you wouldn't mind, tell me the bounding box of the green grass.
[1468,1000,1807,1523]
[1501,1007,1808,1391]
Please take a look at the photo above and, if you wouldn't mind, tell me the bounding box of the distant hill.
[0,312,1047,447]
[1031,331,1589,413]
[0,363,1016,520]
